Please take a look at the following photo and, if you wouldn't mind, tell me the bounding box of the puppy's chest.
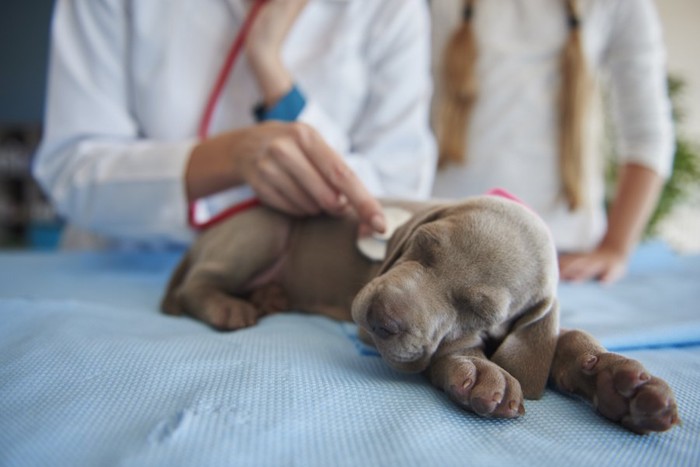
[444,320,512,357]
[481,324,511,356]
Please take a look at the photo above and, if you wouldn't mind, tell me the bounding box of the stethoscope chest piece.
[356,207,413,261]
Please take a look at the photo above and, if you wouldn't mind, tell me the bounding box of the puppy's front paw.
[564,352,680,434]
[436,355,524,419]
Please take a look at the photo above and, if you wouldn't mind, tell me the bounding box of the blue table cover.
[1,242,698,466]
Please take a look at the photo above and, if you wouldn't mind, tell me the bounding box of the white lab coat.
[34,0,436,247]
[430,0,674,251]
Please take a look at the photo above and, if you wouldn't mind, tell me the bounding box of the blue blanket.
[0,242,698,466]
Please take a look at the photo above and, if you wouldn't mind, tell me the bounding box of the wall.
[0,1,54,125]
[654,0,700,253]
[0,1,57,248]
[655,0,700,140]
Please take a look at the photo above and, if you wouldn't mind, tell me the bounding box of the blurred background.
[1,0,55,249]
[0,0,698,250]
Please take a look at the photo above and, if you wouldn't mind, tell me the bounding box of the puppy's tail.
[160,253,190,316]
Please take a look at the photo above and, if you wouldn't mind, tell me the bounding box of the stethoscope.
[188,0,268,230]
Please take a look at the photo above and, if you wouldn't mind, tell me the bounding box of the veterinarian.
[430,0,674,283]
[33,0,436,248]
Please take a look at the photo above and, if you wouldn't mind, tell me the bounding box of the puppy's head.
[351,196,559,398]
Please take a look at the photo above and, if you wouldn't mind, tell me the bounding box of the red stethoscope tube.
[188,0,267,230]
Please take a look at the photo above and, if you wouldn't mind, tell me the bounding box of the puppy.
[161,195,679,434]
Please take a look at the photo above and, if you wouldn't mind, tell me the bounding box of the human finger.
[253,178,307,217]
[598,259,626,284]
[250,152,321,216]
[558,254,580,281]
[292,123,385,233]
[559,254,597,282]
[259,138,329,214]
[270,136,347,215]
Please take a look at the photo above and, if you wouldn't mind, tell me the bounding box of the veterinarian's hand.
[245,0,309,107]
[187,121,386,233]
[242,121,386,233]
[558,246,628,284]
[562,163,662,284]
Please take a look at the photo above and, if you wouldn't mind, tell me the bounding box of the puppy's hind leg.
[249,282,289,315]
[550,329,680,434]
[171,207,293,331]
[177,272,264,331]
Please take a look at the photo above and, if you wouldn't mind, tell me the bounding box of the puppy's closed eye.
[451,294,473,313]
[408,227,442,267]
[451,288,508,327]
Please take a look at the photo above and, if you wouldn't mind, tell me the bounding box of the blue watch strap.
[254,85,306,122]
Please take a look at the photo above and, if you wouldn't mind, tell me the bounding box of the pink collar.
[485,188,525,205]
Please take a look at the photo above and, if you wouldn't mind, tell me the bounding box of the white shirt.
[34,0,436,247]
[430,0,674,251]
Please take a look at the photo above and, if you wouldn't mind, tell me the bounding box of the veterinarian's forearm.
[245,0,306,108]
[247,56,294,109]
[600,163,664,256]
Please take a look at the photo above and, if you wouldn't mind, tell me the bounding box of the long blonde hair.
[436,0,592,211]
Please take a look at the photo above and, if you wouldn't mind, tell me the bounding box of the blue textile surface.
[0,241,698,466]
[558,242,700,350]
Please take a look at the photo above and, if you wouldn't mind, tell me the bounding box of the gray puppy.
[161,195,679,434]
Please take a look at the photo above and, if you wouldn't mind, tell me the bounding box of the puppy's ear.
[377,205,447,276]
[490,297,559,399]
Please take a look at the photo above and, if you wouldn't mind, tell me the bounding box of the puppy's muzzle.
[366,299,403,340]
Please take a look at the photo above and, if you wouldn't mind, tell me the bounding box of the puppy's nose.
[366,304,401,340]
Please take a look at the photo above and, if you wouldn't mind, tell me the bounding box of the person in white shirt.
[430,0,674,283]
[33,0,436,248]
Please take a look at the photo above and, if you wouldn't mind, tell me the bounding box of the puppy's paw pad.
[471,396,499,416]
[442,357,523,419]
[445,360,477,401]
[623,379,680,434]
[633,382,671,413]
[591,353,680,433]
[488,400,524,419]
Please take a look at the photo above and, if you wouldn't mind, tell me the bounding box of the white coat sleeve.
[32,0,195,244]
[604,0,675,177]
[297,0,437,199]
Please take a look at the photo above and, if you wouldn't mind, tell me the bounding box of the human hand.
[558,245,628,284]
[235,121,386,233]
